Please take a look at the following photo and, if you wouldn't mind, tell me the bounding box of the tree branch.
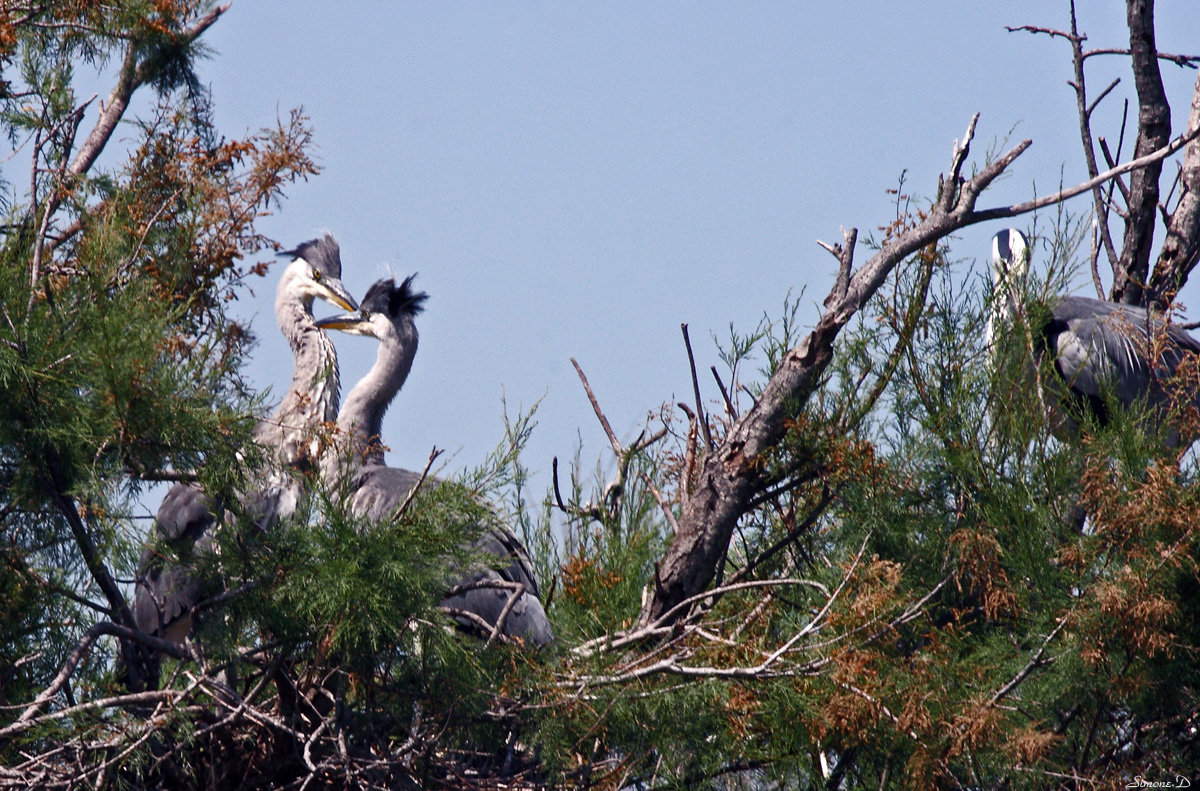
[1066,1,1121,271]
[641,115,1038,625]
[1111,0,1173,305]
[66,4,230,179]
[640,108,1189,626]
[1146,73,1200,309]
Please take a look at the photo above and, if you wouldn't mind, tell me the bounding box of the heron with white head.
[318,277,554,647]
[132,235,359,681]
[988,228,1200,446]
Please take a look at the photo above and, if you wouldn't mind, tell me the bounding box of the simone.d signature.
[1127,778,1192,789]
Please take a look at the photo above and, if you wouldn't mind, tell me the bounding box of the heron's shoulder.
[155,484,216,542]
[356,464,436,492]
[1050,296,1200,351]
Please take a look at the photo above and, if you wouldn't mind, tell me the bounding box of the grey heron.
[989,228,1200,446]
[318,277,553,647]
[132,235,359,675]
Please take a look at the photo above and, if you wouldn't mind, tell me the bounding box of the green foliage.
[3,4,1200,789]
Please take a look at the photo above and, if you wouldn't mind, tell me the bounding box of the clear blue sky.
[180,2,1200,509]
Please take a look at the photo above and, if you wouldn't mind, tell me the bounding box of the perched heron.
[318,277,553,647]
[989,228,1200,445]
[133,235,359,668]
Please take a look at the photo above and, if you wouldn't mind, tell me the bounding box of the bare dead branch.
[820,227,858,309]
[1064,2,1121,272]
[681,324,713,449]
[711,366,736,422]
[571,357,622,457]
[1082,47,1200,68]
[1005,24,1078,44]
[640,471,681,535]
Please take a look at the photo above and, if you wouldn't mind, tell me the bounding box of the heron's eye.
[312,270,322,282]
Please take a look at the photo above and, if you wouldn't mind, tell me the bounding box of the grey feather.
[133,236,356,678]
[991,229,1200,444]
[322,277,553,647]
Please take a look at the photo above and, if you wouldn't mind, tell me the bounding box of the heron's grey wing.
[351,465,428,522]
[351,464,538,594]
[1048,297,1200,416]
[440,570,554,647]
[134,545,209,638]
[442,528,551,645]
[350,465,553,645]
[446,528,553,646]
[134,483,217,639]
[154,483,215,543]
[476,529,540,597]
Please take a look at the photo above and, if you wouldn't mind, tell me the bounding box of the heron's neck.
[259,288,340,466]
[986,275,1023,360]
[324,321,418,485]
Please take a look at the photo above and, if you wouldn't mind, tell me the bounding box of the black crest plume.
[361,275,428,318]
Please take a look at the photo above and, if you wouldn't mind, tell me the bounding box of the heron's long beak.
[317,277,360,312]
[316,309,371,332]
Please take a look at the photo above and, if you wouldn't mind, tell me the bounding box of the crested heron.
[319,277,553,647]
[133,235,359,670]
[989,228,1200,446]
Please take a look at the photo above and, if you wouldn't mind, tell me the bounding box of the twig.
[571,358,622,456]
[1097,136,1131,205]
[483,582,525,648]
[639,472,681,535]
[711,366,736,421]
[551,456,568,513]
[972,127,1198,223]
[572,577,832,658]
[436,606,514,645]
[984,613,1071,709]
[390,446,442,520]
[681,324,713,449]
[1090,219,1105,299]
[1086,77,1121,118]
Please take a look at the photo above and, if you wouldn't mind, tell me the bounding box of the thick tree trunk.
[1111,0,1172,306]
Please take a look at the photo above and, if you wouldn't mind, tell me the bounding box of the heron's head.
[991,228,1030,291]
[316,275,427,339]
[278,233,359,311]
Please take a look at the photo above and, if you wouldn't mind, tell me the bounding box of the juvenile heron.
[989,228,1200,445]
[319,277,553,647]
[133,235,358,671]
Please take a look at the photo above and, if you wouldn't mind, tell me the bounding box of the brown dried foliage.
[949,528,1017,622]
